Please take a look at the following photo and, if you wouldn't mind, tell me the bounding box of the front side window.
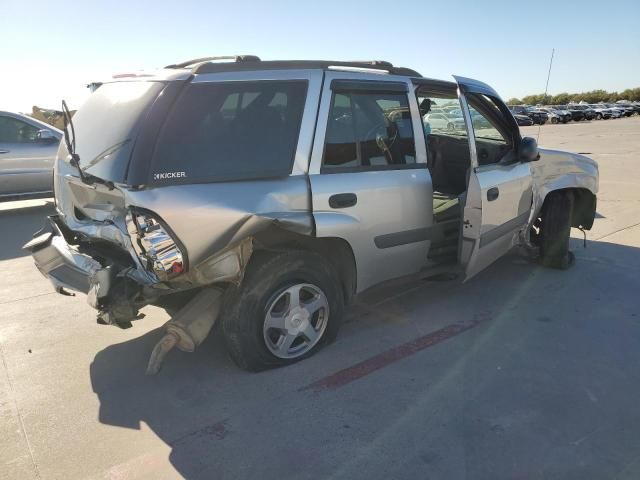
[153,80,308,183]
[322,90,416,170]
[417,92,467,138]
[0,116,39,143]
[466,94,513,165]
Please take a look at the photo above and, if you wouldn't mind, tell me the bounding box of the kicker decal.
[153,171,186,180]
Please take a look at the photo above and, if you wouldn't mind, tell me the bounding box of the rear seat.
[433,191,462,223]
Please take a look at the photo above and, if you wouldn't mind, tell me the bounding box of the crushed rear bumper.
[24,215,105,296]
[23,216,142,326]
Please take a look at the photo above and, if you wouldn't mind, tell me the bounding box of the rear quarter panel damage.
[124,175,314,284]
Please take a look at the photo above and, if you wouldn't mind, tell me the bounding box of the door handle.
[0,150,9,154]
[487,187,499,201]
[329,193,357,209]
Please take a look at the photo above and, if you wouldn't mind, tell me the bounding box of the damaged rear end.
[24,68,315,371]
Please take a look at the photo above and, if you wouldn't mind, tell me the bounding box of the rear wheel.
[221,250,344,371]
[596,113,602,120]
[539,191,574,269]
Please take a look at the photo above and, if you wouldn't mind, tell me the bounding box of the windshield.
[68,81,166,182]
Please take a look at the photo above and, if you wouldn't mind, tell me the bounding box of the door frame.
[308,70,428,174]
[307,70,434,292]
[453,75,532,279]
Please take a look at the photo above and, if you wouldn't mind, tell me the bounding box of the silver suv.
[0,111,62,201]
[25,56,598,372]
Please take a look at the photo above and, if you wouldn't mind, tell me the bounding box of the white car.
[424,112,456,131]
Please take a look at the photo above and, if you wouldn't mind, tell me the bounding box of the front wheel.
[221,250,344,371]
[539,192,574,269]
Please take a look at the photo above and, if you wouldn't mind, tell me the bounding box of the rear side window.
[322,91,416,171]
[152,80,308,184]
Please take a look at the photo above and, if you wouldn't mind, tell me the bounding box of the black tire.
[539,192,574,269]
[221,250,344,371]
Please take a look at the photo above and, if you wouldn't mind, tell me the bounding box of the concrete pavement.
[1,117,640,479]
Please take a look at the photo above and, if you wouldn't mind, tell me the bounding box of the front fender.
[530,148,598,222]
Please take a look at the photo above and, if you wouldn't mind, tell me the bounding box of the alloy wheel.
[263,283,329,359]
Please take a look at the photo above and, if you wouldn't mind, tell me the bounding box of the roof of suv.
[163,55,423,77]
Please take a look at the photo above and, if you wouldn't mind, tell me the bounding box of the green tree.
[619,88,640,101]
[521,93,546,105]
[512,87,640,105]
[551,92,571,105]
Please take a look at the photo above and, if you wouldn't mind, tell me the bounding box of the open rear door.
[454,76,533,280]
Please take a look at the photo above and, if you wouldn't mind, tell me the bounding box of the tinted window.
[152,81,307,183]
[70,81,166,182]
[322,91,415,170]
[0,116,39,143]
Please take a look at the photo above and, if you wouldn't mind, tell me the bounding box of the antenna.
[538,48,555,142]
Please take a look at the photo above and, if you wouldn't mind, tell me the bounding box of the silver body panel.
[454,76,535,279]
[308,71,432,292]
[530,148,599,219]
[0,111,61,198]
[33,67,598,317]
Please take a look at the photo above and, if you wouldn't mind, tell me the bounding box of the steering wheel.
[364,119,398,148]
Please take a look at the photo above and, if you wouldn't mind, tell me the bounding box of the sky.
[1,0,639,113]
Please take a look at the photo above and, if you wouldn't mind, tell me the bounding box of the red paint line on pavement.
[169,419,229,447]
[301,319,486,393]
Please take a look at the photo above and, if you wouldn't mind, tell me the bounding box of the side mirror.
[37,129,57,143]
[519,136,540,162]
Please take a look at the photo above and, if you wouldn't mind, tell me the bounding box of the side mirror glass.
[519,136,540,162]
[37,129,57,143]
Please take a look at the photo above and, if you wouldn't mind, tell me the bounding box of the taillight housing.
[126,209,186,281]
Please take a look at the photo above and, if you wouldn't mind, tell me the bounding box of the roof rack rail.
[165,55,261,69]
[189,59,421,77]
[353,60,394,68]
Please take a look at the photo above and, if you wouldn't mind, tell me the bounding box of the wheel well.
[542,188,596,230]
[251,227,357,304]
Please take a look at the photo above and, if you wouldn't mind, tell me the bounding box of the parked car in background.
[606,104,628,117]
[570,104,597,120]
[424,112,456,131]
[589,104,612,119]
[0,111,62,201]
[536,107,561,124]
[509,105,548,125]
[599,104,622,118]
[513,114,534,126]
[542,106,572,123]
[557,104,585,122]
[613,103,635,117]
